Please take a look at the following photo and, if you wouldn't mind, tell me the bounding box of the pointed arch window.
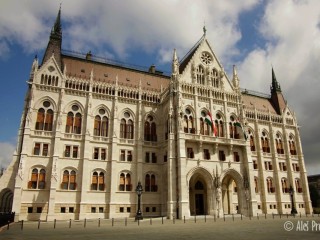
[35,101,54,131]
[91,171,105,191]
[281,178,288,193]
[289,135,297,155]
[254,177,259,193]
[211,69,219,88]
[65,104,82,134]
[28,168,46,189]
[119,172,131,191]
[184,108,195,134]
[295,178,302,193]
[266,177,275,193]
[61,170,77,190]
[120,112,134,139]
[261,131,270,153]
[215,113,224,137]
[196,65,205,85]
[144,115,157,142]
[248,129,255,151]
[275,133,284,154]
[145,173,157,192]
[229,116,239,139]
[200,111,210,135]
[94,109,109,137]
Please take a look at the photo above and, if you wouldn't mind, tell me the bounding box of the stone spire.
[172,49,179,75]
[42,6,62,69]
[271,67,281,93]
[51,5,62,40]
[270,67,286,114]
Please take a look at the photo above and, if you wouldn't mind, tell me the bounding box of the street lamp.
[135,181,143,221]
[289,185,297,215]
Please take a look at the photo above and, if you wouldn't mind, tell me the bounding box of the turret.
[172,49,179,76]
[232,65,240,90]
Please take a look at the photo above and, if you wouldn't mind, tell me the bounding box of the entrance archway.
[189,175,208,215]
[0,188,13,212]
[221,170,244,215]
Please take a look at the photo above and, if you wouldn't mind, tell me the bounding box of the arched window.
[94,108,109,137]
[120,119,126,138]
[65,104,82,134]
[261,131,270,153]
[229,116,239,139]
[254,177,259,193]
[248,129,255,151]
[61,170,77,190]
[120,112,134,139]
[275,133,284,154]
[295,178,302,193]
[281,178,288,193]
[266,177,275,193]
[94,116,101,136]
[199,111,210,135]
[211,69,219,88]
[119,172,131,191]
[35,101,54,131]
[144,115,157,142]
[28,168,46,189]
[145,173,157,192]
[289,135,297,155]
[91,171,105,191]
[127,120,134,139]
[184,108,195,134]
[215,113,224,137]
[35,109,45,130]
[196,65,205,84]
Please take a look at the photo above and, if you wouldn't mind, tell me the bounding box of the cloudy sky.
[0,0,319,175]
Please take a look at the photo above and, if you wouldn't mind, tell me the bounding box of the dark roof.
[179,36,204,74]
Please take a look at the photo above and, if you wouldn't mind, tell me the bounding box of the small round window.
[72,105,79,111]
[230,116,235,121]
[124,112,130,118]
[43,101,51,108]
[99,109,106,115]
[185,109,191,115]
[201,111,206,117]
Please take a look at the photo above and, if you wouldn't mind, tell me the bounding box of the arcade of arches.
[188,168,247,216]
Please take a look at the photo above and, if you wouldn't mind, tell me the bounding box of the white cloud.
[0,142,15,169]
[0,0,260,62]
[238,0,320,174]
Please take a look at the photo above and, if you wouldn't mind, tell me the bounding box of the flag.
[205,112,217,136]
[235,119,247,140]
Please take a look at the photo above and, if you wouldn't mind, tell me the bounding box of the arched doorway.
[189,176,208,215]
[0,188,13,212]
[221,171,244,215]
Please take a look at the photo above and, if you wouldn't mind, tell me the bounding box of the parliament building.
[0,9,312,221]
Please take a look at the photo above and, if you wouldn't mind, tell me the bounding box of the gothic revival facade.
[0,9,312,221]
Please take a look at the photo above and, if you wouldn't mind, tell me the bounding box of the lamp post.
[135,181,143,221]
[289,185,297,215]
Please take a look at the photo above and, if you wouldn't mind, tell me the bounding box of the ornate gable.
[178,36,233,92]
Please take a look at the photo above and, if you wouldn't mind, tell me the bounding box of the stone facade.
[0,9,312,221]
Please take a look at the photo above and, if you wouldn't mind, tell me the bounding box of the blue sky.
[0,0,320,175]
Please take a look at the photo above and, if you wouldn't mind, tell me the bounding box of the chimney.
[86,51,92,60]
[149,64,155,74]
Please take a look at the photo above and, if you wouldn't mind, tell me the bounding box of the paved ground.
[1,215,320,240]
